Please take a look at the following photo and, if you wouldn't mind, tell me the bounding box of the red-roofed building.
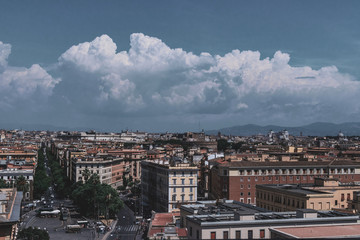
[148,212,187,240]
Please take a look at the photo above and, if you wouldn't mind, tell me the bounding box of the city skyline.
[1,0,360,132]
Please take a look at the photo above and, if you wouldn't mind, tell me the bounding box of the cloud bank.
[0,41,59,110]
[1,34,359,130]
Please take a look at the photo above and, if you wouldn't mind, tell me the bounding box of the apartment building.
[185,207,359,239]
[0,150,37,162]
[0,169,33,200]
[256,177,360,212]
[141,160,198,215]
[210,160,360,204]
[0,189,22,239]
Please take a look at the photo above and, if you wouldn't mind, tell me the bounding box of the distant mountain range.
[0,123,96,132]
[206,122,360,136]
[2,122,360,137]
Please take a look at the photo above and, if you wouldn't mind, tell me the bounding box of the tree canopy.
[18,227,49,240]
[71,174,123,218]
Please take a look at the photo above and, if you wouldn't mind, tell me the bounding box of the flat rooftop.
[187,210,355,224]
[272,223,360,238]
[257,184,332,196]
[181,200,268,215]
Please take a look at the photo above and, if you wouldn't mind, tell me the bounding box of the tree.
[122,175,128,187]
[217,139,230,152]
[33,149,51,199]
[18,227,49,240]
[15,175,29,193]
[0,179,10,188]
[82,168,91,182]
[71,173,123,218]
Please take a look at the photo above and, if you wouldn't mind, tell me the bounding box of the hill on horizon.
[206,122,360,136]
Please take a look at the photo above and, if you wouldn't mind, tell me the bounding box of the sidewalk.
[101,218,118,240]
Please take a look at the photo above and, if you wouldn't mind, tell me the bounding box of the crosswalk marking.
[117,225,139,232]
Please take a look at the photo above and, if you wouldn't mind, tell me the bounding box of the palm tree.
[15,175,29,193]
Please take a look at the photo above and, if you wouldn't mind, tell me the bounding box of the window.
[240,177,243,182]
[182,187,185,192]
[190,171,193,176]
[173,179,176,185]
[289,176,293,180]
[240,185,243,189]
[190,179,193,184]
[268,176,272,181]
[260,229,265,239]
[181,179,185,185]
[190,187,193,192]
[247,198,251,204]
[182,171,185,176]
[248,185,251,189]
[173,187,176,193]
[255,177,258,181]
[341,193,345,201]
[190,227,193,237]
[223,231,228,239]
[240,192,244,196]
[181,195,185,202]
[347,193,351,200]
[248,177,251,181]
[248,192,251,196]
[223,170,228,176]
[190,194,193,201]
[211,232,216,240]
[174,171,176,176]
[236,230,241,239]
[197,230,199,239]
[172,195,176,201]
[248,230,253,239]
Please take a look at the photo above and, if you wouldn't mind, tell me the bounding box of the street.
[107,202,142,240]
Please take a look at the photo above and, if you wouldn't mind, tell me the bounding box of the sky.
[0,0,360,132]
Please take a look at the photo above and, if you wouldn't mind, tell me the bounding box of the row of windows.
[237,168,355,176]
[203,229,265,239]
[172,178,194,185]
[0,175,31,180]
[171,194,194,201]
[240,175,354,183]
[173,187,194,193]
[172,171,195,177]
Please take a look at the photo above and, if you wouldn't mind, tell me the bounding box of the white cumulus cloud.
[0,42,59,109]
[2,33,360,129]
[54,33,360,126]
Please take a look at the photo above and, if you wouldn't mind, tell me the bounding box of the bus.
[65,224,81,233]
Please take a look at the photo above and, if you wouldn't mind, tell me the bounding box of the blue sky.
[0,0,360,132]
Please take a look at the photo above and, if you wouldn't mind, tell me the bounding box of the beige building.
[141,160,198,215]
[256,178,360,212]
[0,189,22,240]
[71,156,118,185]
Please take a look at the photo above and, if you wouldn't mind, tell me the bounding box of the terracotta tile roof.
[152,212,179,227]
